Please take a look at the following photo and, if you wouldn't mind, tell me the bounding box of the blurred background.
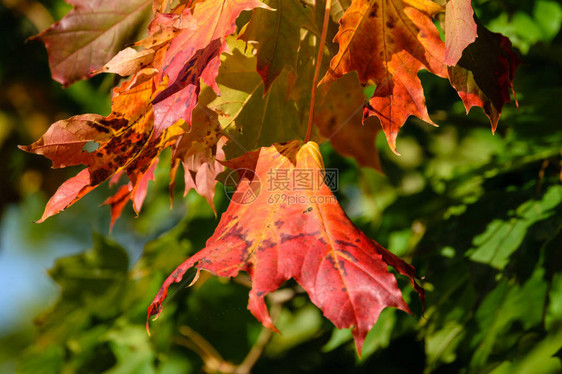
[1,0,561,373]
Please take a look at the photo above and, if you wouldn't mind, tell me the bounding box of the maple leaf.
[31,0,152,86]
[21,1,253,224]
[169,106,227,212]
[102,184,132,230]
[208,43,306,158]
[239,0,318,92]
[443,0,477,66]
[101,154,159,229]
[34,169,98,222]
[153,38,227,137]
[19,58,179,223]
[315,73,382,170]
[152,0,270,134]
[147,140,423,354]
[448,21,520,132]
[320,0,447,153]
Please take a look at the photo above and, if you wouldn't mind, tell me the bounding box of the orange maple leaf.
[320,0,447,153]
[21,1,266,224]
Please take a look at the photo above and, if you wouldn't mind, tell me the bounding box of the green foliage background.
[1,0,561,373]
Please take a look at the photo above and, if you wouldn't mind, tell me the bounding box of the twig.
[176,325,236,373]
[304,0,332,143]
[174,286,297,373]
[235,303,282,374]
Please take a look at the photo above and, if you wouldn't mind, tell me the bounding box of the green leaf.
[470,267,548,369]
[469,185,562,270]
[490,327,562,374]
[425,321,465,370]
[18,346,64,374]
[239,0,318,92]
[18,234,129,372]
[267,303,323,356]
[208,42,306,158]
[534,0,562,41]
[105,324,155,374]
[487,0,562,54]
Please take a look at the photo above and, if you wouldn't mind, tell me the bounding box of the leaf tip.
[317,74,331,88]
[35,209,53,224]
[146,320,152,337]
[387,136,401,156]
[146,301,163,336]
[490,118,499,134]
[351,328,366,358]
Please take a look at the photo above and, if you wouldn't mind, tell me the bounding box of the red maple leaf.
[21,1,265,224]
[147,141,423,353]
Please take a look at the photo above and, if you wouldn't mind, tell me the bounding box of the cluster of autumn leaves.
[22,0,518,353]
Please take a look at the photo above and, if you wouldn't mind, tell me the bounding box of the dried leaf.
[103,184,132,230]
[153,38,226,136]
[169,106,226,211]
[35,169,96,222]
[20,58,176,223]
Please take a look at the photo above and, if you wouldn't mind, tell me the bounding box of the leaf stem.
[304,0,332,143]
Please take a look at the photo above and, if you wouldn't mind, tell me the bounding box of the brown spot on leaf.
[258,239,276,251]
[369,3,379,17]
[336,239,359,251]
[90,122,110,134]
[280,231,319,244]
[99,117,128,130]
[91,168,110,183]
